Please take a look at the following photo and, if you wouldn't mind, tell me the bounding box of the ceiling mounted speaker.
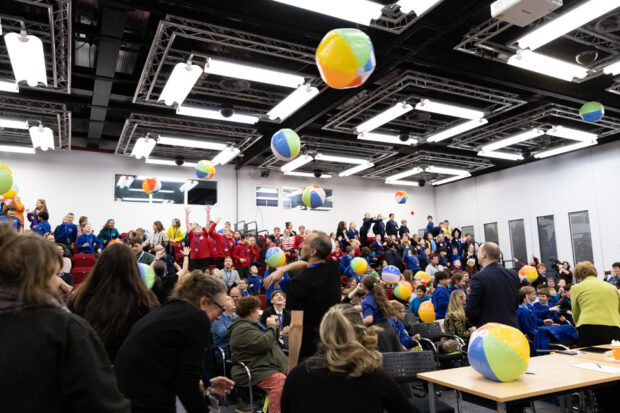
[399,132,410,142]
[575,50,598,66]
[260,169,270,178]
[219,105,234,118]
[313,169,322,178]
[218,78,251,92]
[418,179,426,187]
[595,13,620,33]
[410,111,432,121]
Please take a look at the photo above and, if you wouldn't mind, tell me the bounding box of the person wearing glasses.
[114,272,235,413]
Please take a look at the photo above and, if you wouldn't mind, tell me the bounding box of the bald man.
[465,242,520,329]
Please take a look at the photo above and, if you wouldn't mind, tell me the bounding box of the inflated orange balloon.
[419,301,436,323]
[518,265,538,283]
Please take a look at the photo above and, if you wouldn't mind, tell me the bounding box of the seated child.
[389,301,421,350]
[444,290,474,342]
[556,284,573,324]
[533,287,562,324]
[517,286,545,339]
[340,246,355,276]
[76,223,102,256]
[247,265,263,295]
[409,285,430,318]
[238,278,250,297]
[431,271,451,319]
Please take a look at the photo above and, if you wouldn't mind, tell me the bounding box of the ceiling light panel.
[398,0,443,16]
[4,32,47,87]
[284,171,332,178]
[358,132,418,146]
[267,84,320,121]
[281,154,313,172]
[546,126,598,142]
[507,50,588,81]
[415,99,485,120]
[477,151,524,161]
[386,167,423,182]
[177,105,259,124]
[271,0,384,25]
[157,136,228,150]
[356,102,413,134]
[158,62,203,106]
[426,118,488,143]
[204,57,305,88]
[481,128,544,152]
[338,162,374,177]
[314,153,368,164]
[534,139,597,159]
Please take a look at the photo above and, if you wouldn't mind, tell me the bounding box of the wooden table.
[568,345,618,363]
[417,354,620,413]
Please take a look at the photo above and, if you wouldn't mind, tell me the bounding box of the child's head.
[78,216,88,228]
[452,246,459,255]
[65,213,75,224]
[403,269,413,283]
[271,290,285,306]
[557,279,566,288]
[537,287,550,304]
[273,227,281,235]
[439,248,448,257]
[447,290,467,317]
[39,211,49,222]
[563,284,571,297]
[83,223,92,234]
[360,275,393,318]
[416,285,427,299]
[437,233,445,241]
[426,232,433,240]
[224,256,233,269]
[435,270,450,286]
[450,272,464,288]
[234,231,241,239]
[249,265,258,275]
[238,278,248,291]
[211,268,221,278]
[375,234,382,241]
[346,246,354,256]
[401,219,407,226]
[390,234,396,241]
[452,259,462,269]
[347,277,358,289]
[390,300,406,321]
[427,215,433,222]
[519,286,536,304]
[361,246,372,258]
[461,271,470,284]
[537,262,546,275]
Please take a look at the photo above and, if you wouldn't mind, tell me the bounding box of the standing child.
[398,219,410,238]
[431,271,451,319]
[247,265,263,295]
[32,210,51,236]
[26,198,48,230]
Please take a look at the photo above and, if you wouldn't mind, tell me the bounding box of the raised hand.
[205,204,211,212]
[184,206,191,215]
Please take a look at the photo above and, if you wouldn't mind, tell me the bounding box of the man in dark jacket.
[385,213,399,237]
[465,242,520,329]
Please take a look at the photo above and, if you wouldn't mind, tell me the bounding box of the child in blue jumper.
[76,223,103,256]
[431,271,451,319]
[533,287,563,324]
[389,301,421,350]
[517,286,546,338]
[33,210,51,236]
[247,265,263,295]
[410,285,430,317]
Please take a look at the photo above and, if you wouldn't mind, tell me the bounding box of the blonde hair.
[574,261,597,281]
[317,305,382,378]
[350,239,361,248]
[446,290,467,322]
[390,300,405,314]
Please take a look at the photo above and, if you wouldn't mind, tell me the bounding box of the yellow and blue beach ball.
[579,101,604,122]
[2,183,18,199]
[271,129,300,161]
[0,163,13,195]
[138,263,156,289]
[518,265,538,283]
[394,281,413,301]
[195,160,216,180]
[394,191,408,204]
[266,246,286,268]
[351,257,368,274]
[302,185,326,209]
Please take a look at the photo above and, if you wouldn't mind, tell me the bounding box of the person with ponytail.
[359,275,402,352]
[281,305,419,413]
[0,223,130,413]
[114,271,235,413]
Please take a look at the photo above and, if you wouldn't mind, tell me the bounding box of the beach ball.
[518,265,538,283]
[0,164,13,195]
[316,28,376,89]
[381,265,401,284]
[394,191,408,204]
[141,177,161,195]
[394,281,413,301]
[108,239,123,245]
[266,246,286,268]
[415,271,431,284]
[419,301,435,322]
[271,129,300,161]
[468,323,530,382]
[302,185,326,209]
[351,257,368,274]
[2,183,18,198]
[195,160,216,180]
[138,263,156,289]
[579,101,604,122]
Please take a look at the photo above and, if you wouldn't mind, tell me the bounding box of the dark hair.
[562,261,571,270]
[310,231,331,259]
[613,262,620,269]
[345,246,354,253]
[172,271,226,306]
[563,284,571,292]
[337,221,346,232]
[450,272,463,286]
[361,275,393,318]
[427,215,432,219]
[236,296,261,317]
[416,284,427,293]
[361,247,372,258]
[172,218,181,227]
[153,221,164,232]
[435,271,449,283]
[129,237,143,246]
[69,243,159,344]
[519,286,535,303]
[4,205,16,212]
[389,213,394,218]
[537,287,550,298]
[39,210,49,221]
[152,260,166,278]
[268,235,276,243]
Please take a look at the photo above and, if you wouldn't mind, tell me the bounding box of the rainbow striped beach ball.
[271,129,300,161]
[266,246,286,268]
[351,257,368,274]
[316,28,376,89]
[394,281,413,301]
[141,177,161,195]
[394,191,408,204]
[518,265,538,283]
[468,323,530,382]
[0,163,13,195]
[138,263,156,289]
[381,265,401,284]
[2,183,18,199]
[302,185,326,209]
[579,101,604,122]
[195,160,216,180]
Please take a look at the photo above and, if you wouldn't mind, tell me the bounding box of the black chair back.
[411,322,443,340]
[382,351,437,383]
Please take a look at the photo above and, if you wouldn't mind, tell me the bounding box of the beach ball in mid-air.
[381,265,401,284]
[271,129,300,161]
[351,257,368,274]
[195,160,216,180]
[414,271,431,285]
[579,101,604,122]
[518,265,538,283]
[418,301,435,322]
[266,247,286,268]
[0,164,13,195]
[302,185,326,209]
[141,177,161,195]
[2,183,18,199]
[138,263,156,289]
[468,323,530,382]
[394,281,413,301]
[395,191,408,204]
[316,28,375,89]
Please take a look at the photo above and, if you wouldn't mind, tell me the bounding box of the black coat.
[260,305,291,328]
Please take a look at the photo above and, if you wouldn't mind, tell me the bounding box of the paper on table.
[572,363,620,374]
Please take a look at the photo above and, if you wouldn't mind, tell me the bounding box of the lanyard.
[137,251,144,262]
[223,269,232,283]
[211,237,217,252]
[195,233,203,252]
[173,228,180,238]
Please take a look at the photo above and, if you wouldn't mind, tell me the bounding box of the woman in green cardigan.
[229,296,288,413]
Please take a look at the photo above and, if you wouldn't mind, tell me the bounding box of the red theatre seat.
[385,288,394,300]
[71,253,96,269]
[257,294,267,310]
[72,268,91,286]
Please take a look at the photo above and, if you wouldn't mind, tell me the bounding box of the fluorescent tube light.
[204,57,305,88]
[477,151,524,161]
[0,79,18,93]
[0,144,35,154]
[314,153,367,164]
[158,62,203,106]
[211,146,241,165]
[338,162,374,177]
[432,174,471,186]
[29,124,54,151]
[517,0,620,51]
[271,0,383,25]
[386,167,423,182]
[415,99,484,120]
[145,158,198,168]
[284,171,332,179]
[603,60,620,76]
[128,188,175,194]
[157,135,227,151]
[507,50,588,82]
[481,128,544,152]
[267,84,320,121]
[116,175,134,189]
[281,154,313,172]
[4,31,47,87]
[398,0,442,16]
[179,180,199,192]
[0,117,28,129]
[356,101,413,134]
[426,118,488,143]
[177,105,259,124]
[534,140,597,159]
[131,137,156,159]
[425,166,470,176]
[358,132,418,146]
[257,187,279,193]
[546,125,598,142]
[385,179,420,187]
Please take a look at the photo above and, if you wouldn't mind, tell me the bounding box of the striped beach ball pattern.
[195,160,216,180]
[138,263,156,289]
[302,185,326,209]
[381,265,401,284]
[351,257,368,274]
[394,281,413,301]
[141,177,161,195]
[394,191,408,204]
[579,101,604,122]
[271,129,301,161]
[266,246,286,268]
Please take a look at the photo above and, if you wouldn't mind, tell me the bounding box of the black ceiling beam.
[86,0,129,148]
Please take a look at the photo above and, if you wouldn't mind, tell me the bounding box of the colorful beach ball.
[381,265,401,284]
[414,271,431,285]
[302,185,326,209]
[108,239,123,245]
[394,191,408,204]
[141,177,161,195]
[266,246,286,268]
[316,28,376,89]
[394,281,413,301]
[0,163,13,195]
[351,257,368,274]
[195,160,216,180]
[419,301,435,322]
[2,183,18,199]
[271,129,300,161]
[518,265,538,283]
[579,101,604,122]
[468,323,530,383]
[138,263,156,289]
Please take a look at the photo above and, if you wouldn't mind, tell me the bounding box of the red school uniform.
[232,242,252,269]
[208,223,228,259]
[188,229,211,260]
[293,234,305,251]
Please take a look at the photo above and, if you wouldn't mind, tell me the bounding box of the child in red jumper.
[233,234,258,278]
[184,206,211,271]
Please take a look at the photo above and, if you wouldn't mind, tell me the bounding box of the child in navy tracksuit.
[431,271,451,319]
[517,286,544,338]
[532,287,562,324]
[389,301,421,349]
[398,219,409,238]
[33,211,51,236]
[247,265,263,295]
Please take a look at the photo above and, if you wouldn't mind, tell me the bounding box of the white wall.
[435,140,620,272]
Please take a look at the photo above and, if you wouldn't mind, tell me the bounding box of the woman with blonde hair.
[444,290,473,342]
[26,198,48,230]
[147,220,165,249]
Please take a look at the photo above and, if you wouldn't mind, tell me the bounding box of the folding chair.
[410,322,467,368]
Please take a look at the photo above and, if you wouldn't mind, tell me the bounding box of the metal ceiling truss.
[114,113,262,157]
[322,69,526,135]
[448,103,620,151]
[370,7,430,35]
[0,0,72,93]
[0,95,71,150]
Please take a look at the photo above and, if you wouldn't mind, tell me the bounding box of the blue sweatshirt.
[431,284,450,319]
[360,217,374,234]
[346,229,359,240]
[399,225,410,238]
[265,269,289,301]
[390,318,416,348]
[33,220,51,236]
[362,293,385,322]
[247,274,263,295]
[54,223,77,244]
[371,240,385,254]
[77,233,102,254]
[386,219,398,237]
[425,222,434,234]
[0,215,22,231]
[403,247,422,271]
[372,219,385,237]
[532,301,560,323]
[517,304,542,337]
[340,254,354,273]
[410,295,430,316]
